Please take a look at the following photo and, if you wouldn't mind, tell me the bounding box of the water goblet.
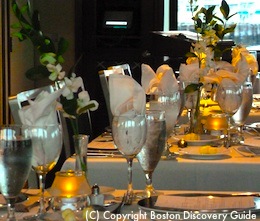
[136,110,166,198]
[232,79,253,142]
[0,125,33,221]
[112,114,147,203]
[24,124,62,220]
[216,84,243,147]
[149,91,181,158]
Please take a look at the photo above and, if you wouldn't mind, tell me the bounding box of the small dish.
[178,146,230,160]
[170,134,219,146]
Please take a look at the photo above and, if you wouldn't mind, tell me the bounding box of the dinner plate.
[138,195,260,215]
[243,137,260,147]
[178,146,230,160]
[236,146,260,156]
[170,134,219,146]
[246,122,260,131]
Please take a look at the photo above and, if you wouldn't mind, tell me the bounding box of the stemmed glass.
[112,114,147,203]
[0,125,33,221]
[136,110,166,198]
[24,124,62,220]
[232,79,253,142]
[149,91,181,158]
[216,84,243,147]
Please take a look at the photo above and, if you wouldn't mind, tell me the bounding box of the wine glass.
[112,114,146,203]
[24,124,62,220]
[216,84,243,148]
[149,91,181,158]
[0,125,32,221]
[232,79,253,142]
[136,110,166,198]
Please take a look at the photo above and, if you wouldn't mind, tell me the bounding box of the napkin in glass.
[18,89,63,126]
[18,88,64,168]
[109,74,146,116]
[141,63,179,95]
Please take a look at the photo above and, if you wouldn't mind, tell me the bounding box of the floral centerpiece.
[179,0,258,133]
[11,0,99,172]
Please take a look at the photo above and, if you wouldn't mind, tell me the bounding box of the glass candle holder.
[50,170,91,198]
[205,114,228,136]
[48,170,91,211]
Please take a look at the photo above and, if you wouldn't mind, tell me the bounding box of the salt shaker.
[90,184,104,206]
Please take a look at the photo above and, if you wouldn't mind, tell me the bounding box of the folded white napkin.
[141,64,179,95]
[109,74,146,116]
[18,89,63,126]
[18,88,64,169]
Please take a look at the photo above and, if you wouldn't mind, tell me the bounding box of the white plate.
[243,137,260,147]
[178,146,230,160]
[246,122,260,131]
[236,146,260,156]
[170,134,219,146]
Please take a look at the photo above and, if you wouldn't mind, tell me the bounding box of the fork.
[124,192,134,205]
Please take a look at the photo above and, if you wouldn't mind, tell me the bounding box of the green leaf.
[185,51,197,58]
[57,55,65,64]
[32,10,41,31]
[77,103,96,115]
[220,0,230,19]
[61,96,78,116]
[25,65,51,81]
[205,6,215,24]
[11,0,31,27]
[10,22,21,29]
[57,37,69,56]
[184,83,201,93]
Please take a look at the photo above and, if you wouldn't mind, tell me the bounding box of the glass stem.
[225,116,232,148]
[126,157,133,196]
[38,173,47,214]
[6,198,16,221]
[145,172,154,198]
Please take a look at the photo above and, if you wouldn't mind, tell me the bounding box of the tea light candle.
[49,170,91,198]
[205,114,228,131]
[48,170,91,211]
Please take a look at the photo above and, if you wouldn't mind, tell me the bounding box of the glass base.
[135,189,163,199]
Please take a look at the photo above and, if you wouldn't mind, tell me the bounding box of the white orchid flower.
[62,74,84,100]
[77,91,99,114]
[47,63,65,81]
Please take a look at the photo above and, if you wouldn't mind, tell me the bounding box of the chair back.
[108,63,132,76]
[99,66,132,126]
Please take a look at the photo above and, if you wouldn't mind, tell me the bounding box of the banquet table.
[4,189,260,221]
[74,103,260,193]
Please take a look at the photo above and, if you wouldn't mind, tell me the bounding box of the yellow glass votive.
[49,170,91,198]
[205,114,228,131]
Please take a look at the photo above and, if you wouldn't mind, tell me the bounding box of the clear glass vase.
[73,134,89,175]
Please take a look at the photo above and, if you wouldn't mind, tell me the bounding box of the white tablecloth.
[62,146,260,192]
[3,189,260,221]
